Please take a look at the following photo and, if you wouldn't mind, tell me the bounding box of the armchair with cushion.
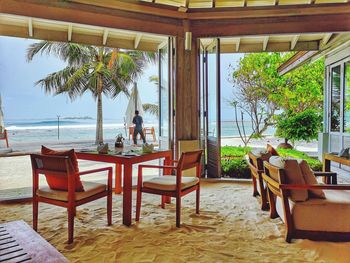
[30,150,113,244]
[262,157,350,242]
[136,150,202,227]
[247,150,271,210]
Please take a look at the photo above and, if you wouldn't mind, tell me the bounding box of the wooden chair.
[0,127,9,148]
[247,152,269,210]
[30,154,113,244]
[143,127,156,142]
[136,150,203,227]
[263,161,350,243]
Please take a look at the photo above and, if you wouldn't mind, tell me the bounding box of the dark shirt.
[132,115,143,131]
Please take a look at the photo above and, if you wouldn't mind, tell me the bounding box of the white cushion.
[143,176,199,191]
[251,148,271,161]
[268,156,308,202]
[276,190,350,232]
[37,181,106,201]
[297,159,326,199]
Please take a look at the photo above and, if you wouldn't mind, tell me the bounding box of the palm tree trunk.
[95,78,103,144]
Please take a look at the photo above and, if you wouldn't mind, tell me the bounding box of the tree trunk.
[95,79,103,145]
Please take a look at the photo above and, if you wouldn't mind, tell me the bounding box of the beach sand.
[0,182,349,263]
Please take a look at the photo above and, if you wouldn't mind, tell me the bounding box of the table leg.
[123,163,133,226]
[115,163,122,194]
[322,158,331,184]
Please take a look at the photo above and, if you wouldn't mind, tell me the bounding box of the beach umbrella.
[0,94,4,130]
[125,82,144,129]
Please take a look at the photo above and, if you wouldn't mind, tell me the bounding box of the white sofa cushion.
[276,190,350,232]
[251,148,271,162]
[269,156,308,202]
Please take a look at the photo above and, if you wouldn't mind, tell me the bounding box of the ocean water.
[4,119,275,143]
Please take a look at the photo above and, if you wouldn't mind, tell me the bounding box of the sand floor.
[1,182,349,263]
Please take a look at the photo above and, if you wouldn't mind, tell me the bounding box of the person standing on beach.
[132,110,146,145]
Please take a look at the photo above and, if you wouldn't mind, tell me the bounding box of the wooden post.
[175,27,199,155]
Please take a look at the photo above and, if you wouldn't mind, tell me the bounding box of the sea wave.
[6,123,130,131]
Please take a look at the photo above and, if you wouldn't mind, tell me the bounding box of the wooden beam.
[321,33,333,46]
[67,24,72,41]
[102,29,109,45]
[263,36,269,51]
[134,33,142,49]
[191,14,350,37]
[28,17,33,37]
[236,38,240,52]
[310,0,316,4]
[212,0,216,8]
[275,0,279,5]
[243,0,247,7]
[187,3,350,20]
[291,35,299,50]
[0,0,183,36]
[220,41,319,54]
[0,23,161,52]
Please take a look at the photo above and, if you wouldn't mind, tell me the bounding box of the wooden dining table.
[76,149,171,226]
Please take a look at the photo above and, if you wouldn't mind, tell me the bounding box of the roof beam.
[321,33,333,46]
[102,29,109,45]
[134,33,142,49]
[291,35,300,50]
[236,38,240,52]
[68,24,72,41]
[263,36,269,51]
[28,17,33,37]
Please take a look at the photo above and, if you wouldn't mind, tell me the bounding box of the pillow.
[267,144,279,156]
[297,159,326,199]
[268,156,308,202]
[41,146,84,192]
[251,148,271,161]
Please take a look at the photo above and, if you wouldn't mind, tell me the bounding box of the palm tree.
[27,41,156,144]
[143,75,159,116]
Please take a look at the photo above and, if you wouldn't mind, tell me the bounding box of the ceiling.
[0,14,168,52]
[139,0,349,9]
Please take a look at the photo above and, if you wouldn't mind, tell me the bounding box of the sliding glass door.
[204,39,221,178]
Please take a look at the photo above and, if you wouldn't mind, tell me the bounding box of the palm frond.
[143,103,159,117]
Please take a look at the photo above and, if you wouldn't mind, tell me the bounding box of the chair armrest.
[280,184,350,191]
[314,171,337,177]
[77,167,113,176]
[165,160,179,164]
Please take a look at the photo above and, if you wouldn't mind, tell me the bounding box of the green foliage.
[221,146,251,157]
[221,158,251,179]
[275,109,322,143]
[277,148,322,171]
[220,146,322,178]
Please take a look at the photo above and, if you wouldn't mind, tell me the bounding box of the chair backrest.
[178,150,203,173]
[30,154,74,177]
[263,161,287,198]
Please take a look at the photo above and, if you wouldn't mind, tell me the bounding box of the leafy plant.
[275,109,322,144]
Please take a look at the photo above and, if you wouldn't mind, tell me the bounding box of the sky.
[0,36,242,122]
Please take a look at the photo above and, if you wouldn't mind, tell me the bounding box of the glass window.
[207,47,218,138]
[330,66,341,132]
[159,45,169,138]
[344,62,350,133]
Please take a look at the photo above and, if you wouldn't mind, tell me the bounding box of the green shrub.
[277,148,322,171]
[221,146,251,158]
[220,146,322,178]
[221,158,251,179]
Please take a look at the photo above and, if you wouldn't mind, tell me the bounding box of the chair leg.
[68,208,75,244]
[136,189,142,221]
[267,189,278,219]
[176,197,181,228]
[161,196,166,209]
[252,177,259,197]
[196,186,200,214]
[107,193,112,226]
[33,199,38,231]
